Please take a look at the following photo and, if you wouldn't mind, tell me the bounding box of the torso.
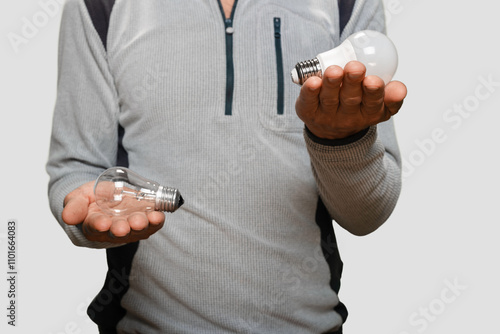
[99,1,347,331]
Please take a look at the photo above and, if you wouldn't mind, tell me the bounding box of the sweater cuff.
[304,126,370,146]
[304,125,378,162]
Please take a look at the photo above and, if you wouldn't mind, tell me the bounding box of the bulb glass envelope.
[341,30,398,84]
[94,167,162,216]
[291,30,398,85]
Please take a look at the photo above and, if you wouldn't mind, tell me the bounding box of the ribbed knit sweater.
[47,0,401,332]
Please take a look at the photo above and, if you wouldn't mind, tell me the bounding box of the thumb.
[384,80,407,115]
[295,76,322,121]
[62,181,95,225]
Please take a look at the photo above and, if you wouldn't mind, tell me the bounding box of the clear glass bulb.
[291,30,398,85]
[94,167,184,216]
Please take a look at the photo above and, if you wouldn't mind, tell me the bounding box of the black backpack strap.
[338,0,356,36]
[315,198,348,332]
[82,2,134,332]
[83,0,128,168]
[83,0,115,51]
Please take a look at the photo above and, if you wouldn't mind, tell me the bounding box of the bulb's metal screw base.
[155,186,184,213]
[292,58,322,85]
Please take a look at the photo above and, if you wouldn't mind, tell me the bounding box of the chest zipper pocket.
[274,17,284,115]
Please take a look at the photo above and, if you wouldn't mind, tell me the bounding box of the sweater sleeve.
[46,0,120,248]
[304,0,402,236]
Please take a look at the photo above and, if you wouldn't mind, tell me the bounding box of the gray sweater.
[47,0,401,332]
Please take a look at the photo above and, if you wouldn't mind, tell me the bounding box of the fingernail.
[348,72,363,80]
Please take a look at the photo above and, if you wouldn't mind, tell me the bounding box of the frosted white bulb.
[94,167,183,216]
[291,30,398,85]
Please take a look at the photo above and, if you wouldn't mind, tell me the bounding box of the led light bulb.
[94,167,184,216]
[291,30,398,85]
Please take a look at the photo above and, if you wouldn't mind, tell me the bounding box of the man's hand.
[62,181,165,243]
[295,61,407,140]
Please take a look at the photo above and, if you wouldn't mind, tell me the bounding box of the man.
[47,0,406,332]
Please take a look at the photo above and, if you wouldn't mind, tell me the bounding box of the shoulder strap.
[83,0,127,167]
[338,0,356,36]
[83,0,116,50]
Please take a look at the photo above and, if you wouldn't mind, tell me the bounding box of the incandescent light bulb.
[94,167,184,216]
[291,30,398,85]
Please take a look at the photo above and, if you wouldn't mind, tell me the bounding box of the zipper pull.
[225,19,234,34]
[274,17,281,38]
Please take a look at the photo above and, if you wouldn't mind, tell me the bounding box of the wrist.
[304,125,370,146]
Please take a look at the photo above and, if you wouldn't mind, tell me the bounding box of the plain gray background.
[1,0,498,333]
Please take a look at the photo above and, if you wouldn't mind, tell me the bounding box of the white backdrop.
[0,0,498,333]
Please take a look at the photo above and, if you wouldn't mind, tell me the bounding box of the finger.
[109,217,131,238]
[339,61,366,113]
[80,212,113,242]
[361,75,385,116]
[319,65,344,112]
[85,212,113,233]
[120,213,164,242]
[147,211,165,227]
[62,195,89,225]
[295,76,322,121]
[128,212,149,231]
[384,80,407,116]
